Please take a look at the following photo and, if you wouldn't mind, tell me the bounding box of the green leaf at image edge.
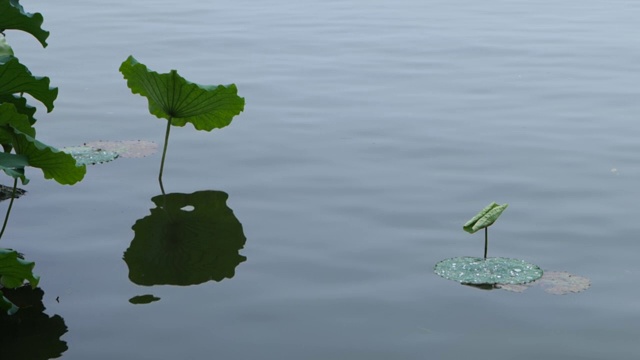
[0,152,28,184]
[0,55,58,112]
[0,36,14,57]
[463,202,508,234]
[13,130,85,185]
[0,0,50,47]
[0,248,39,290]
[0,290,19,315]
[119,55,245,131]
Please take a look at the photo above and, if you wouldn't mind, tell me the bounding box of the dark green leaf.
[0,94,37,125]
[0,35,13,57]
[0,248,39,289]
[0,291,18,315]
[0,151,28,184]
[119,55,245,131]
[124,190,247,286]
[0,102,36,141]
[0,0,50,47]
[12,130,85,185]
[0,55,57,112]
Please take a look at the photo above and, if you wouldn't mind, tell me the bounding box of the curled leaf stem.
[484,227,488,259]
[0,178,18,241]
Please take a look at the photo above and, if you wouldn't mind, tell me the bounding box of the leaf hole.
[181,205,195,212]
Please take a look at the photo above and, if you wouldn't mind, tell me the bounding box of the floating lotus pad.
[434,256,543,285]
[61,146,119,166]
[82,140,158,158]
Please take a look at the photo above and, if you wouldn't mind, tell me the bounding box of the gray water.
[4,0,640,358]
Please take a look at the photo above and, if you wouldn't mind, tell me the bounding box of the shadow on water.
[123,190,247,288]
[0,286,68,360]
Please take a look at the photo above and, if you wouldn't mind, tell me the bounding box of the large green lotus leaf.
[0,55,57,112]
[0,151,28,184]
[12,130,85,185]
[0,0,49,47]
[463,202,508,234]
[0,286,69,358]
[124,190,247,286]
[0,94,37,125]
[0,36,13,57]
[434,256,543,285]
[119,56,245,131]
[0,248,39,289]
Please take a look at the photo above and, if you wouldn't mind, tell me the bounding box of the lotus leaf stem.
[158,116,172,196]
[0,178,18,241]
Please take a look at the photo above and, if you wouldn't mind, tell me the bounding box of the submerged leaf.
[129,294,161,304]
[0,248,39,290]
[498,271,591,295]
[0,56,57,112]
[0,0,50,47]
[119,56,245,131]
[61,146,119,166]
[463,202,508,234]
[0,183,25,201]
[124,190,247,286]
[82,140,158,158]
[537,271,591,295]
[434,256,543,285]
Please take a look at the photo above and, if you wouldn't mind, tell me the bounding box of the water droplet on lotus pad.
[434,257,543,285]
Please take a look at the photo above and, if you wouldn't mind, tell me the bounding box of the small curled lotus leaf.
[463,202,508,234]
[0,248,39,290]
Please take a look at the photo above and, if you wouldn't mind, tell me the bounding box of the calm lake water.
[3,0,640,359]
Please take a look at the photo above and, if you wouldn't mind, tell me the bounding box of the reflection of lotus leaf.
[0,286,68,360]
[129,294,161,304]
[434,257,543,285]
[498,271,591,295]
[124,190,246,286]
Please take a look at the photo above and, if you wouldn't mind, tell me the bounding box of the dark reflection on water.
[0,286,68,360]
[123,190,247,287]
